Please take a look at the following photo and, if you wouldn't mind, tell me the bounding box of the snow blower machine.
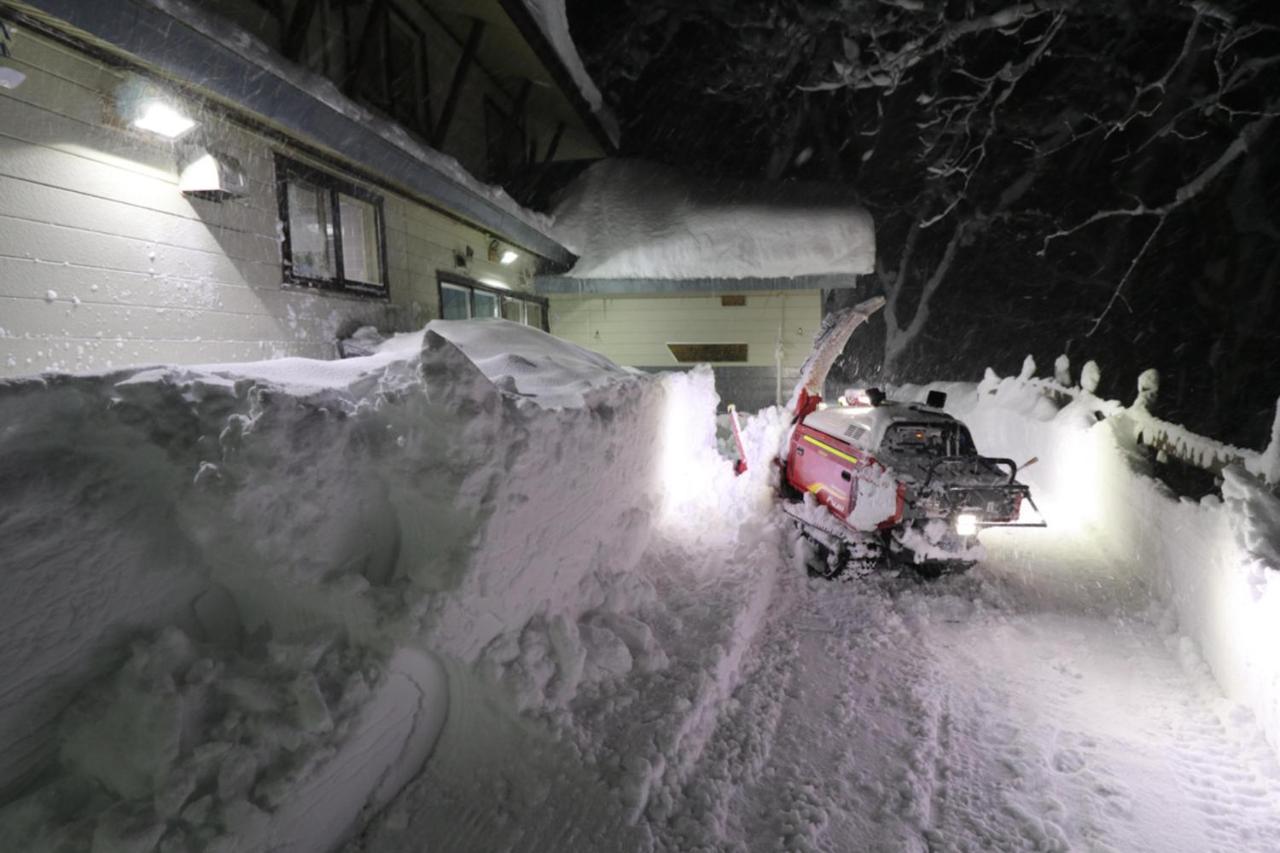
[772,296,1045,578]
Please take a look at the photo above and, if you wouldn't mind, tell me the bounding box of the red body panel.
[786,426,857,520]
[787,423,907,530]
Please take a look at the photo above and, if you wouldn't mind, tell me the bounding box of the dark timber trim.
[543,121,565,163]
[432,17,484,150]
[494,0,617,152]
[280,0,318,61]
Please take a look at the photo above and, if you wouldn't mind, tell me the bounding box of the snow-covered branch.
[1041,106,1276,255]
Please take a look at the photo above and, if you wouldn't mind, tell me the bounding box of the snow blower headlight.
[954,513,979,537]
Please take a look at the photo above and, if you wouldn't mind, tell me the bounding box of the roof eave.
[9,0,577,266]
[494,0,619,154]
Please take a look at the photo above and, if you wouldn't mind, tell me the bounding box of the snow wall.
[899,370,1280,761]
[0,320,723,851]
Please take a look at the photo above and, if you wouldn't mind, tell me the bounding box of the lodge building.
[0,0,612,375]
[0,0,873,411]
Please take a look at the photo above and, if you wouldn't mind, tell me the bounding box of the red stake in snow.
[729,404,748,476]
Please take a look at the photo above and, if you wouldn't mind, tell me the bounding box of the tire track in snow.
[668,550,1280,853]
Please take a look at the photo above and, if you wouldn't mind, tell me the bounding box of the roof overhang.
[448,0,618,153]
[6,0,577,267]
[535,274,863,296]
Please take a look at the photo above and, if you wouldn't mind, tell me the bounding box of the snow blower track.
[653,529,1280,853]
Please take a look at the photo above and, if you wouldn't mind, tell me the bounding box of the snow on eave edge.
[91,0,572,262]
[500,0,620,150]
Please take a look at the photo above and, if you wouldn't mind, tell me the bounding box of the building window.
[667,343,749,364]
[346,2,431,138]
[276,155,388,298]
[438,274,548,331]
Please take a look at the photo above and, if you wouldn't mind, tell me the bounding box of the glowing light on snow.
[955,513,978,536]
[1039,424,1104,535]
[500,249,519,265]
[133,101,197,138]
[0,67,25,90]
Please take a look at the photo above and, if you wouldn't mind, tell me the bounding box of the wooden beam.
[280,0,319,61]
[542,121,565,164]
[431,18,484,150]
[513,78,533,120]
[343,0,387,97]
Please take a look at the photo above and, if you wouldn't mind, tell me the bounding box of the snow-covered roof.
[549,159,875,282]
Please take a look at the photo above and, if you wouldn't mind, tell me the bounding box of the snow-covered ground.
[3,323,1280,852]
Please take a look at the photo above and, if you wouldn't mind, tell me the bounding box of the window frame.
[437,272,549,331]
[275,154,390,299]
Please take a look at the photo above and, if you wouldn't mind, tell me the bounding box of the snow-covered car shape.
[782,388,1043,576]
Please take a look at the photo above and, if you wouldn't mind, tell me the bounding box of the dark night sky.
[565,0,1280,447]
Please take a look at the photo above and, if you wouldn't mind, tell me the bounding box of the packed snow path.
[660,530,1280,853]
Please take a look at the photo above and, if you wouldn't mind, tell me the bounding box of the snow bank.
[552,159,876,280]
[354,393,795,851]
[0,320,722,849]
[897,371,1280,762]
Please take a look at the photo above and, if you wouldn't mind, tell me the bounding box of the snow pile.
[353,383,795,850]
[0,625,444,853]
[0,320,727,849]
[898,367,1280,761]
[552,159,876,280]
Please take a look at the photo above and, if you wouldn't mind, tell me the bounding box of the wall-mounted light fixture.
[177,145,246,201]
[134,100,197,138]
[116,78,199,140]
[0,19,26,89]
[488,239,519,266]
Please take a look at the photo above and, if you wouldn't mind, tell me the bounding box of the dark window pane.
[442,284,471,319]
[667,343,749,363]
[338,194,381,284]
[501,297,524,323]
[473,290,499,318]
[387,12,425,132]
[287,180,336,280]
[525,302,543,329]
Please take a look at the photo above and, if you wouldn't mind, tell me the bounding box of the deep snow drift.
[551,159,876,280]
[0,319,777,851]
[5,321,1280,852]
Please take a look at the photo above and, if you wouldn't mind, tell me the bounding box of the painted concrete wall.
[0,26,541,378]
[548,290,821,408]
[549,291,821,368]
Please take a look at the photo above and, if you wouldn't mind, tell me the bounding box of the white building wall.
[548,290,821,409]
[0,27,541,378]
[548,290,821,369]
